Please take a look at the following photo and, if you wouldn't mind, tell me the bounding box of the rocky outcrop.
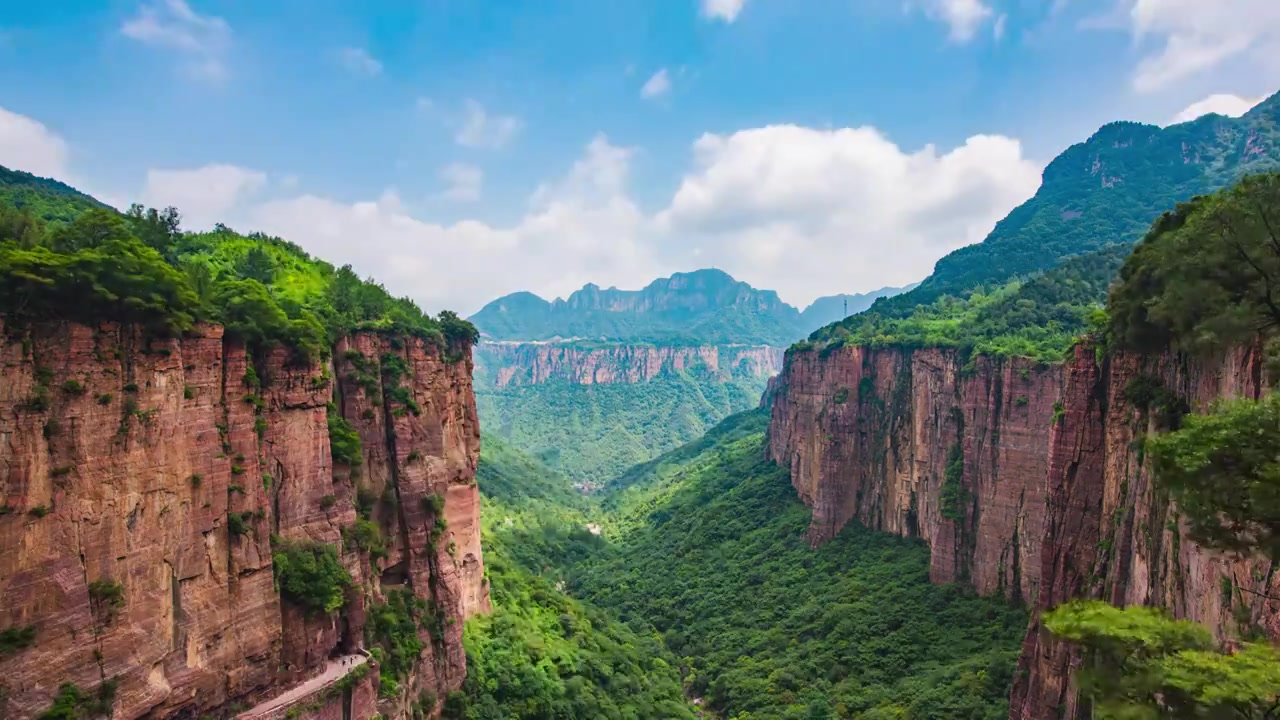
[476,342,783,388]
[0,321,487,720]
[768,343,1280,718]
[1010,345,1279,719]
[768,345,1057,603]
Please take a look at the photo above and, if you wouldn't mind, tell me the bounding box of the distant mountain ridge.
[471,269,915,345]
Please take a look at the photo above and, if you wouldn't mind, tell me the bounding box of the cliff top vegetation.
[0,164,477,359]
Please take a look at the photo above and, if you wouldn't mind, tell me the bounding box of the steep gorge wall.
[0,321,487,720]
[767,345,1057,603]
[475,342,783,388]
[768,343,1280,718]
[1010,345,1279,719]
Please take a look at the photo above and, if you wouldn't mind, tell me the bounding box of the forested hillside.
[0,165,477,358]
[460,436,695,719]
[475,372,765,487]
[852,91,1280,324]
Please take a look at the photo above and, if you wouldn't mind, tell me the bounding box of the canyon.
[0,321,488,720]
[767,342,1280,718]
[474,341,783,388]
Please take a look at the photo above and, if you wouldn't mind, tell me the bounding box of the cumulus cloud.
[339,47,382,76]
[237,125,1037,314]
[0,106,70,179]
[120,0,231,82]
[917,0,996,42]
[641,69,671,99]
[454,99,522,149]
[1170,93,1263,123]
[1127,0,1280,92]
[251,135,658,315]
[438,163,483,202]
[701,0,746,23]
[22,102,1040,316]
[143,164,267,230]
[655,125,1041,305]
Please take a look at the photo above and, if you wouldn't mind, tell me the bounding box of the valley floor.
[459,409,1027,720]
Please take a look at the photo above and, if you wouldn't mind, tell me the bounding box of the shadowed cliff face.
[475,342,784,388]
[0,322,487,720]
[768,343,1280,719]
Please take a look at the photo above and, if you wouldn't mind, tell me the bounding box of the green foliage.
[272,540,350,615]
[811,245,1128,362]
[475,373,767,487]
[575,411,1028,720]
[463,440,694,720]
[0,164,478,357]
[327,404,363,466]
[28,505,50,518]
[60,379,85,395]
[863,104,1280,323]
[320,494,337,510]
[36,680,118,720]
[1111,173,1280,354]
[1148,394,1280,561]
[940,442,967,521]
[0,624,36,656]
[1045,600,1280,718]
[87,580,124,623]
[227,511,252,537]
[345,518,387,559]
[368,589,433,685]
[0,210,201,335]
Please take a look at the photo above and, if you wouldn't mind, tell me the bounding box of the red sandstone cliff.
[768,343,1280,718]
[0,321,487,720]
[475,342,783,388]
[768,345,1057,603]
[1009,345,1279,719]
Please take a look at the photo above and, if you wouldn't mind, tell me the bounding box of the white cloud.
[239,125,1037,314]
[1170,93,1264,123]
[656,125,1041,306]
[641,69,671,99]
[339,47,382,76]
[1126,0,1280,92]
[454,99,522,149]
[438,163,483,202]
[918,0,996,42]
[701,0,746,23]
[993,13,1007,41]
[251,135,658,315]
[120,0,231,82]
[0,106,70,179]
[143,164,267,230]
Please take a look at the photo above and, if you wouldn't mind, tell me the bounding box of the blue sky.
[0,0,1276,314]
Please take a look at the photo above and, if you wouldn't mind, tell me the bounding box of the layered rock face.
[768,343,1280,718]
[476,341,783,388]
[1009,345,1279,719]
[767,345,1058,603]
[0,322,487,720]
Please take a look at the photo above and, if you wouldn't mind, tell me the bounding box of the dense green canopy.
[0,166,477,358]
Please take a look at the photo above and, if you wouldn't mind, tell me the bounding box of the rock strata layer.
[0,322,487,720]
[767,343,1280,719]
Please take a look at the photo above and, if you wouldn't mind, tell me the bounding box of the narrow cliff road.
[236,654,367,719]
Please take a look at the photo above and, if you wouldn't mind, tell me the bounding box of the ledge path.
[237,654,367,720]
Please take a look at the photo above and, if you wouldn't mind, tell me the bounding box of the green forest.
[0,165,476,359]
[459,411,1028,720]
[474,373,766,487]
[864,95,1279,320]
